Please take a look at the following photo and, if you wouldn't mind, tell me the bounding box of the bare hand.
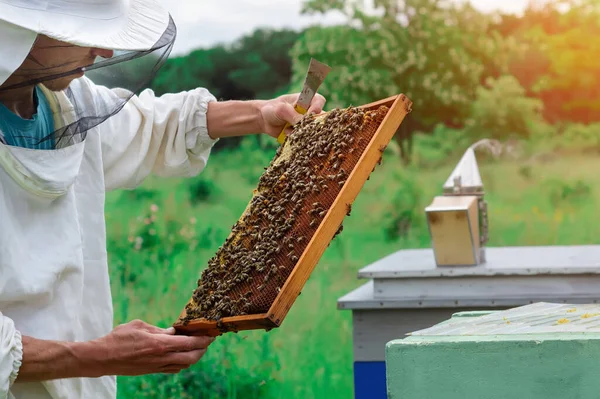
[258,93,327,137]
[89,319,215,376]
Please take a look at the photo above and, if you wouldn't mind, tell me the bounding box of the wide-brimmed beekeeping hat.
[0,0,174,86]
[0,0,177,149]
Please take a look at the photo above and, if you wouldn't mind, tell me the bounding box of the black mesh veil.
[0,16,176,149]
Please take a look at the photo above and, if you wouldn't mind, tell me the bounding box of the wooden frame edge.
[173,313,276,337]
[172,93,413,335]
[266,93,413,325]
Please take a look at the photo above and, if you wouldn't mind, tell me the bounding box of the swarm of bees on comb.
[178,104,390,331]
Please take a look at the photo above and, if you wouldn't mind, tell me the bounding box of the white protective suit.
[0,76,218,398]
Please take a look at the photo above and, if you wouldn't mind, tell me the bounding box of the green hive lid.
[408,302,600,336]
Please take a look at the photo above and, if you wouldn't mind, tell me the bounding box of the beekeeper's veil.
[0,0,175,149]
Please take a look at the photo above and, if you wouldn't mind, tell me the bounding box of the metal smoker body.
[440,147,488,264]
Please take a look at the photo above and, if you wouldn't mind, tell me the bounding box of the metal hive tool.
[173,94,413,337]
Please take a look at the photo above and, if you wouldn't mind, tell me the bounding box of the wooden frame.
[173,94,413,337]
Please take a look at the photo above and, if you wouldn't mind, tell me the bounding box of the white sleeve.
[0,313,23,397]
[77,78,219,191]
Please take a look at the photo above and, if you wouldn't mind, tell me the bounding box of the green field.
[105,141,600,398]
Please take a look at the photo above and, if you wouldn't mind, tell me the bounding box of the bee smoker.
[425,147,488,266]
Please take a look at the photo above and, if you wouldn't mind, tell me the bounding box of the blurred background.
[105,0,600,397]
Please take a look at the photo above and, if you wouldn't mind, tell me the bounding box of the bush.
[119,364,271,399]
[120,187,162,202]
[382,168,425,242]
[542,178,592,208]
[465,75,544,141]
[561,123,600,153]
[411,124,471,168]
[528,121,600,155]
[189,176,217,204]
[234,136,278,185]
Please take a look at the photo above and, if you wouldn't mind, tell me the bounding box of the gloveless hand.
[86,319,215,376]
[257,93,327,138]
[16,319,215,383]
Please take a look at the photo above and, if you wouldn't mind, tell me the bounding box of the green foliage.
[561,123,600,153]
[232,136,279,185]
[120,187,162,202]
[526,121,600,155]
[151,28,300,101]
[518,165,533,180]
[530,2,600,123]
[382,168,425,242]
[118,366,270,399]
[495,1,600,124]
[188,175,218,205]
[149,28,301,154]
[465,75,544,141]
[542,179,592,208]
[294,0,517,131]
[411,124,471,167]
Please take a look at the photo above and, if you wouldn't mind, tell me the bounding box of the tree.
[493,0,600,124]
[531,1,600,124]
[466,75,544,141]
[149,28,302,151]
[293,0,517,162]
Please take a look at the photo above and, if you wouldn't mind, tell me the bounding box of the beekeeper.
[0,0,326,398]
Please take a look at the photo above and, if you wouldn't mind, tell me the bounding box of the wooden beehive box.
[173,94,413,337]
[425,195,481,267]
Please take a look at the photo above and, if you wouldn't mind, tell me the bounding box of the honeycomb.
[179,104,389,328]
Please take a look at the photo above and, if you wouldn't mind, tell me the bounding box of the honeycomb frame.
[173,94,413,337]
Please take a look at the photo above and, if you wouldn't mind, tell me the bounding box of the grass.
[105,143,600,398]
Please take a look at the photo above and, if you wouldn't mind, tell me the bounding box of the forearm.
[206,100,266,139]
[15,336,100,382]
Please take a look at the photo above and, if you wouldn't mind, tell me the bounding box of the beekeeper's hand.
[258,92,327,137]
[16,319,215,382]
[88,319,215,376]
[206,93,327,139]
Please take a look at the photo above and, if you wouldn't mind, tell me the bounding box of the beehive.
[173,94,413,337]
